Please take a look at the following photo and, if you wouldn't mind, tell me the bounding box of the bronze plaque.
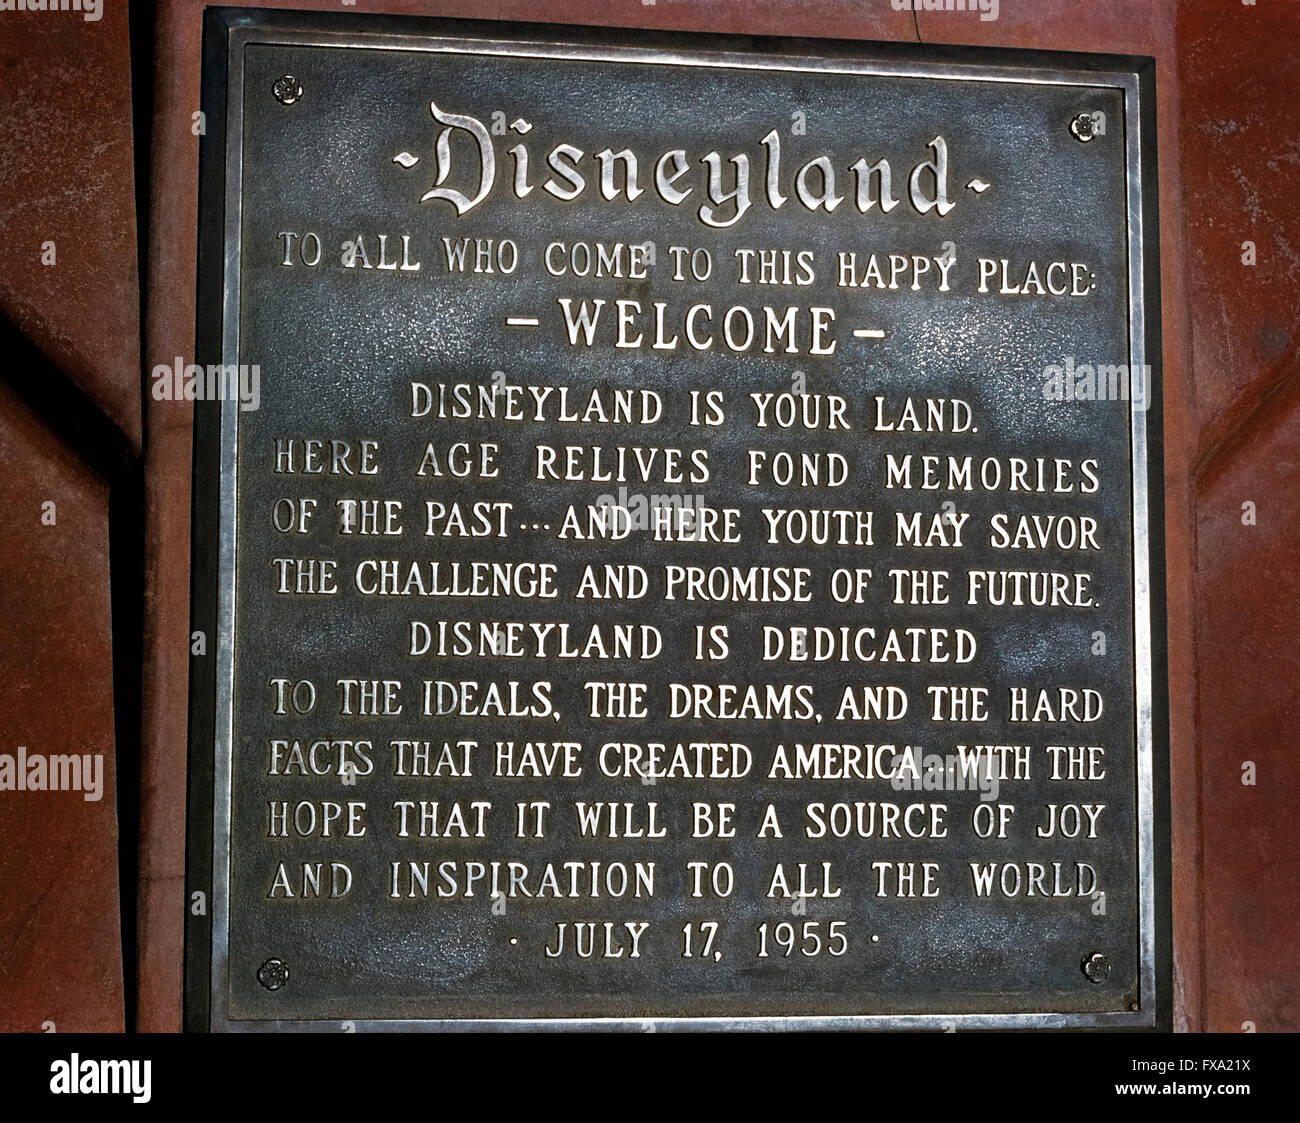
[187,8,1167,1030]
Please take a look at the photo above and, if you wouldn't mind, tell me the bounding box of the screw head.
[1070,113,1097,142]
[273,75,303,105]
[257,957,289,990]
[1082,952,1111,983]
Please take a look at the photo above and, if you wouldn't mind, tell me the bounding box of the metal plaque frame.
[187,6,1170,1033]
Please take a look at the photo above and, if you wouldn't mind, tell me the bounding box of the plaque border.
[188,6,1169,1033]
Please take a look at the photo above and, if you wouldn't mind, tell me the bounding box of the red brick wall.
[0,0,136,1032]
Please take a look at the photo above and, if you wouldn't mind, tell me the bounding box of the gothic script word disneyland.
[406,102,969,226]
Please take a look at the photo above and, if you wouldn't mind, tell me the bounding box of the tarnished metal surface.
[191,10,1162,1029]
